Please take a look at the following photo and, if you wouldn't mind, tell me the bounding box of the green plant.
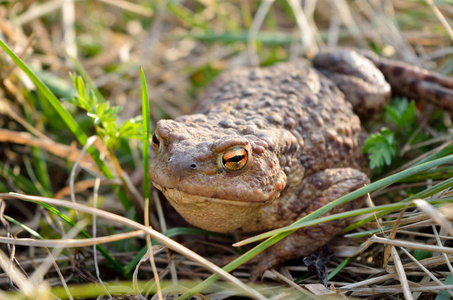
[363,98,417,169]
[69,74,144,150]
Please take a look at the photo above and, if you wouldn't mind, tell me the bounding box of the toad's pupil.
[222,148,248,171]
[152,133,159,146]
[226,154,245,163]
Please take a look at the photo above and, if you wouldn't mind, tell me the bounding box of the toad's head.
[149,116,289,233]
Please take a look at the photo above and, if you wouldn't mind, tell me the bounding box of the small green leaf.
[401,102,416,125]
[413,249,432,260]
[385,97,416,128]
[363,128,397,169]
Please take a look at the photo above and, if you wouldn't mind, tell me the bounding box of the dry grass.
[1,0,453,299]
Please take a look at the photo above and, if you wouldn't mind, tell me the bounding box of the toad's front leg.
[250,168,369,281]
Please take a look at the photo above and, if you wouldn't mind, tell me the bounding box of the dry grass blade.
[369,235,453,255]
[54,178,121,199]
[152,190,179,284]
[91,176,111,299]
[16,0,64,25]
[0,230,144,247]
[432,224,453,277]
[414,199,453,236]
[0,247,48,298]
[347,284,453,294]
[399,246,453,298]
[0,100,51,142]
[0,193,266,299]
[396,254,453,271]
[98,0,153,17]
[43,248,74,300]
[333,0,364,46]
[0,128,99,173]
[390,246,412,299]
[341,273,398,290]
[270,270,321,298]
[287,0,317,55]
[426,0,453,42]
[304,283,346,298]
[69,135,98,218]
[144,193,162,300]
[247,0,275,66]
[272,270,340,300]
[383,201,408,270]
[62,0,77,57]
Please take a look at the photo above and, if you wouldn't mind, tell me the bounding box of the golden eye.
[222,147,248,171]
[151,131,161,151]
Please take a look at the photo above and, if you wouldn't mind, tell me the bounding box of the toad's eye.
[222,147,249,171]
[152,131,161,151]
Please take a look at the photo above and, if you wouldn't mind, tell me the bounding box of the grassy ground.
[1,0,453,299]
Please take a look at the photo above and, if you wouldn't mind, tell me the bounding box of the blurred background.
[2,0,452,124]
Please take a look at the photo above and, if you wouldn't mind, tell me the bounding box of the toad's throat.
[153,183,270,233]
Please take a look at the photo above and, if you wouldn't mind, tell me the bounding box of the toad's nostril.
[189,163,197,170]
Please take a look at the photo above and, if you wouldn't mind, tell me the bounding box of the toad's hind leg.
[313,48,453,117]
[360,49,453,115]
[251,168,369,281]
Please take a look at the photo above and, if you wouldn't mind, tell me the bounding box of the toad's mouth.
[152,183,270,233]
[152,183,269,207]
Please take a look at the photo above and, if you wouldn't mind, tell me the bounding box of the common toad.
[150,48,453,278]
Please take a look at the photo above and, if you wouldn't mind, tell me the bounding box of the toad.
[149,48,453,278]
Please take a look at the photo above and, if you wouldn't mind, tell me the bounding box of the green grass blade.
[0,162,41,195]
[31,147,52,196]
[328,257,352,281]
[22,157,46,196]
[178,31,298,45]
[140,67,151,201]
[343,174,453,234]
[21,95,53,196]
[167,3,209,30]
[417,141,453,166]
[400,166,453,182]
[4,215,43,239]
